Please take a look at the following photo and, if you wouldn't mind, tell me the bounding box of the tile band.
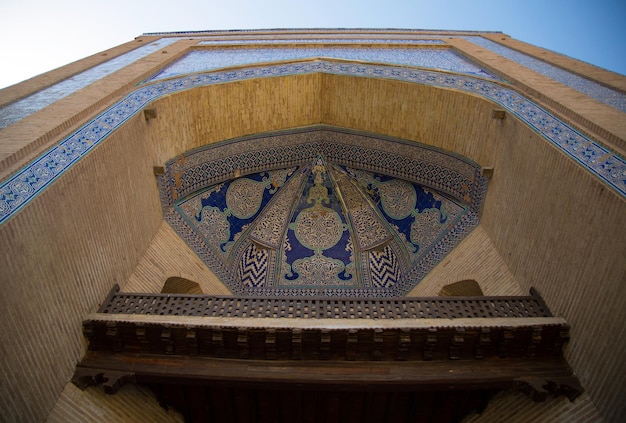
[1,60,624,226]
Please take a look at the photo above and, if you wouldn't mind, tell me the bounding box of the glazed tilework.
[148,48,498,81]
[161,128,483,297]
[198,39,445,45]
[1,59,624,227]
[464,36,626,113]
[145,29,503,36]
[0,38,178,130]
[162,128,483,212]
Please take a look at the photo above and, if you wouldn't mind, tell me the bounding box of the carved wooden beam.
[73,351,583,401]
[71,367,135,394]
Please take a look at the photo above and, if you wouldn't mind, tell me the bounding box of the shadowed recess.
[161,277,203,294]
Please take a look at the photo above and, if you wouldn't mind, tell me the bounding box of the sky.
[0,0,624,89]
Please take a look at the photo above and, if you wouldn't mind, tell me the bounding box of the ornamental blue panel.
[198,38,445,45]
[463,36,626,113]
[0,38,178,130]
[164,135,481,297]
[148,47,497,81]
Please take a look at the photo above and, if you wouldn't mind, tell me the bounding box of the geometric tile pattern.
[161,128,485,213]
[464,36,626,113]
[369,245,401,289]
[148,47,498,81]
[162,128,483,297]
[2,59,624,227]
[0,38,179,130]
[144,28,504,37]
[197,39,446,45]
[238,243,269,288]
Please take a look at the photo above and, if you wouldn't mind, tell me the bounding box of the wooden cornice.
[74,288,583,421]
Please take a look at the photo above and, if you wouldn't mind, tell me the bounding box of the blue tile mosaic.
[1,59,624,227]
[198,39,445,45]
[160,128,484,297]
[148,48,497,81]
[161,128,483,214]
[0,38,178,130]
[145,29,503,36]
[463,36,626,113]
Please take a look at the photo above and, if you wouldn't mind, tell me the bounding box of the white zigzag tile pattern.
[238,242,269,288]
[369,245,401,289]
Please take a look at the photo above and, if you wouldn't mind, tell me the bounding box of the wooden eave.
[73,290,583,422]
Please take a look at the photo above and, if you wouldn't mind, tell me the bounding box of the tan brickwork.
[447,37,626,155]
[482,33,626,93]
[0,112,163,422]
[46,383,183,422]
[0,38,194,182]
[409,225,523,297]
[480,111,626,421]
[0,37,160,108]
[123,221,231,294]
[464,391,604,422]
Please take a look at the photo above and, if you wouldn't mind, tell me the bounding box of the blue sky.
[0,0,624,89]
